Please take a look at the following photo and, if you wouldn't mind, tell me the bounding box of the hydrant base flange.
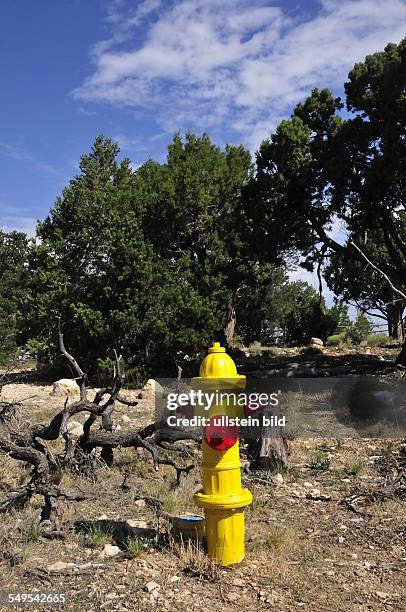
[194,488,252,510]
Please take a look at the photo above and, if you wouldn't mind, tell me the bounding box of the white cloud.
[0,141,32,161]
[0,141,59,175]
[0,215,37,237]
[74,0,406,150]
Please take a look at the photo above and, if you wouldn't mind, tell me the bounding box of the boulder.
[50,379,79,397]
[66,420,84,438]
[310,337,324,347]
[100,544,120,558]
[47,561,77,572]
[138,379,164,399]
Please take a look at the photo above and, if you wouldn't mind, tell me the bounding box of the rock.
[126,519,149,529]
[134,499,146,508]
[310,337,324,347]
[138,379,164,400]
[144,581,160,593]
[50,379,80,397]
[231,578,245,587]
[100,544,120,558]
[272,473,284,485]
[303,481,313,488]
[121,415,131,424]
[47,561,77,571]
[66,420,84,438]
[306,489,332,501]
[375,591,391,600]
[169,576,181,583]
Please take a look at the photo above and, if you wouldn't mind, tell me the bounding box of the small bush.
[346,459,365,476]
[83,525,112,549]
[365,333,390,347]
[300,346,323,355]
[126,536,151,558]
[326,332,347,347]
[28,524,41,543]
[173,539,220,582]
[309,450,331,471]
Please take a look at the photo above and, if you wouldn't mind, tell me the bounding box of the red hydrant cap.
[204,417,238,451]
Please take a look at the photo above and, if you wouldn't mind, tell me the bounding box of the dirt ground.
[0,350,405,611]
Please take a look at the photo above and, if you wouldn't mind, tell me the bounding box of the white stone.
[272,473,284,485]
[140,379,164,399]
[126,519,149,529]
[50,379,79,397]
[100,544,120,558]
[169,576,181,583]
[66,420,84,438]
[144,581,160,593]
[47,561,77,571]
[310,338,324,347]
[121,415,131,424]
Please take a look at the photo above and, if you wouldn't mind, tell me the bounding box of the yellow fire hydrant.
[193,342,252,565]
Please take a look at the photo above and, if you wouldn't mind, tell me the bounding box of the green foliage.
[27,133,254,372]
[238,269,340,345]
[346,459,365,477]
[0,230,29,363]
[326,332,348,347]
[347,313,373,344]
[365,333,390,347]
[309,449,331,471]
[83,524,112,549]
[125,536,152,558]
[13,39,406,369]
[28,523,41,542]
[249,38,406,362]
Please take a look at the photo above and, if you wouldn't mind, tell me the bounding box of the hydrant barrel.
[193,342,252,565]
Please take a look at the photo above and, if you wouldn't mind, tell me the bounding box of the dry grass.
[0,376,405,610]
[170,538,220,582]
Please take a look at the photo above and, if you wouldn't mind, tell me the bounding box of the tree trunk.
[387,303,405,341]
[396,340,406,365]
[225,302,237,348]
[247,426,289,472]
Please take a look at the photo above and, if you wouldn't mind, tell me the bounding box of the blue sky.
[1,0,405,238]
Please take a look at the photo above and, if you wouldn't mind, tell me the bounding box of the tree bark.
[247,427,289,472]
[225,302,237,348]
[387,303,405,341]
[396,340,406,365]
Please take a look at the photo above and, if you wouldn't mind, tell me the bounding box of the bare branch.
[350,241,406,301]
[58,319,87,400]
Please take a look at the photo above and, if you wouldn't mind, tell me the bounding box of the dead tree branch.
[0,325,197,523]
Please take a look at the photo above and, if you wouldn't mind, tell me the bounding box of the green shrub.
[300,346,323,355]
[346,459,365,476]
[126,536,151,558]
[326,332,347,347]
[347,313,373,344]
[309,450,331,471]
[365,333,390,347]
